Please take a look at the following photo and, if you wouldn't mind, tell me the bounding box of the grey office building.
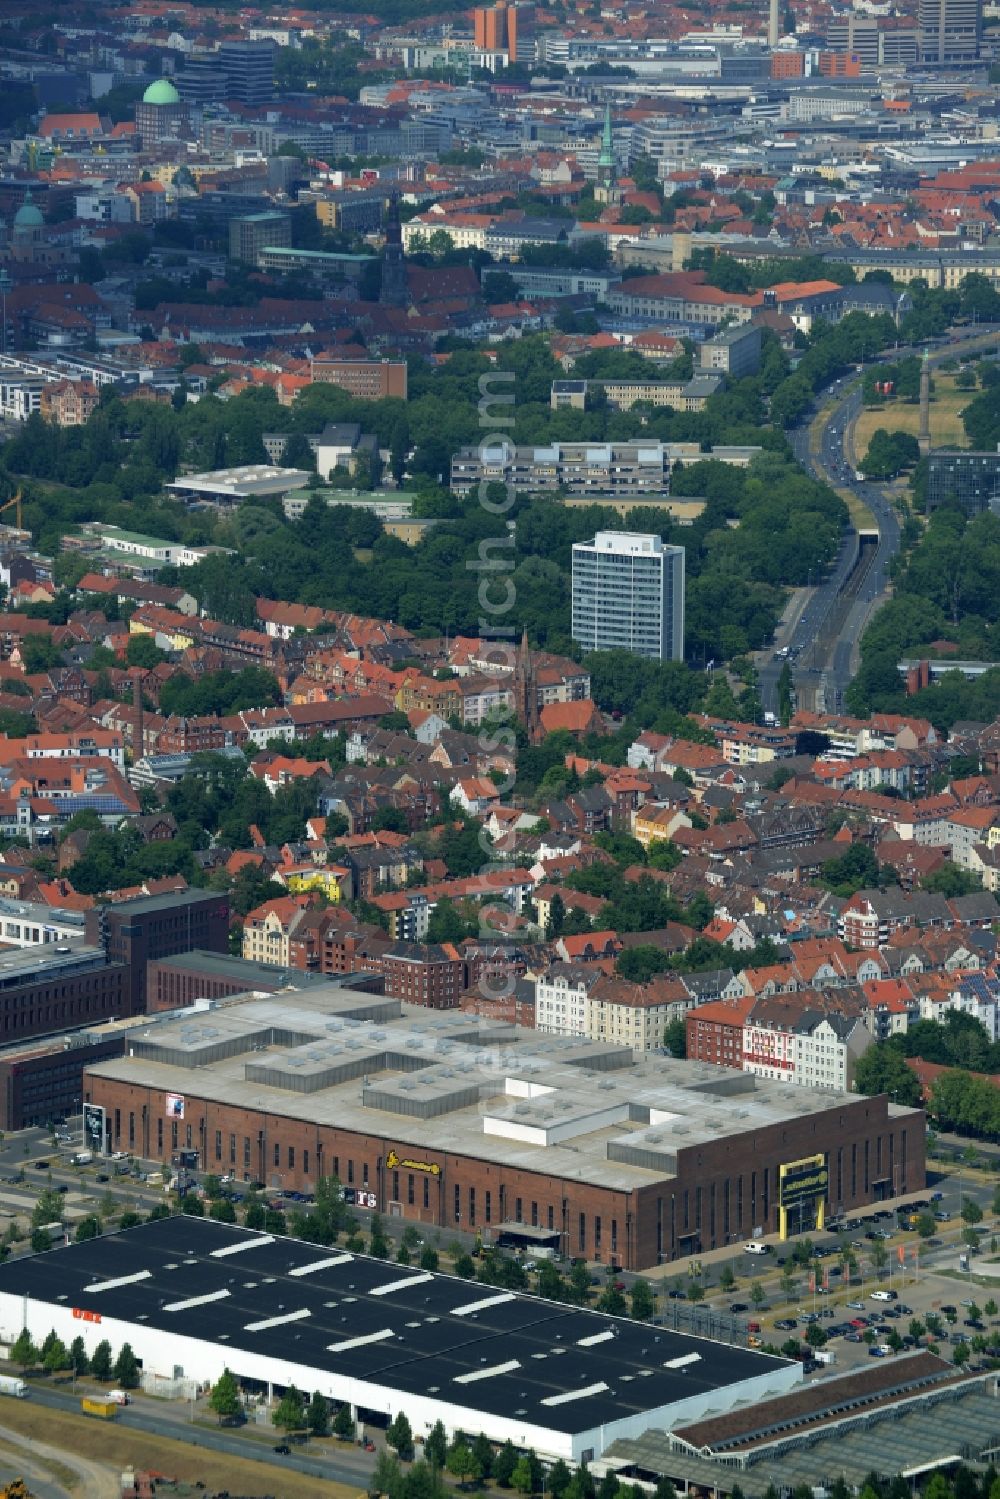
[918,0,981,62]
[572,531,685,662]
[927,450,1000,514]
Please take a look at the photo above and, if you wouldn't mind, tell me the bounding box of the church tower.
[513,628,540,742]
[380,192,408,308]
[594,103,621,207]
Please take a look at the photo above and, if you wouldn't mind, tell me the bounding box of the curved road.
[0,1415,120,1498]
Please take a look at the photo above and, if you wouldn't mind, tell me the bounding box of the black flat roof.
[0,1220,792,1435]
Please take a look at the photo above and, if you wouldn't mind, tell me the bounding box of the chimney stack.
[131,668,145,762]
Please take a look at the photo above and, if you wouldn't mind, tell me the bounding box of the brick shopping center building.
[84,985,925,1270]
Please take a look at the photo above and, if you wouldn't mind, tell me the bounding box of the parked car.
[729,1303,749,1314]
[273,1443,291,1456]
[774,1318,797,1330]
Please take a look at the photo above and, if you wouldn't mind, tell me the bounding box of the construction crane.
[0,490,23,531]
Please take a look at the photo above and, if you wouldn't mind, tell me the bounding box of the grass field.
[0,1401,362,1499]
[836,486,876,531]
[854,373,971,453]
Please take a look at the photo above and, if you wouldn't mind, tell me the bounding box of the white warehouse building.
[0,1219,800,1461]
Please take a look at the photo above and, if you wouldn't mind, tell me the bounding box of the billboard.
[83,1103,106,1154]
[166,1093,185,1119]
[779,1154,828,1210]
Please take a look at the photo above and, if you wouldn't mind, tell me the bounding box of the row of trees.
[11,1327,139,1386]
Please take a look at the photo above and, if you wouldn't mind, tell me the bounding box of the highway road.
[761,327,1000,718]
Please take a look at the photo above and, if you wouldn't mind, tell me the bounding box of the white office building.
[571,531,684,662]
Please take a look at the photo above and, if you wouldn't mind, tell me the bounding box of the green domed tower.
[136,77,187,147]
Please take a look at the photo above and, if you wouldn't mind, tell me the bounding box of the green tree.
[387,1410,414,1459]
[274,1384,305,1435]
[307,1389,330,1437]
[42,1335,67,1374]
[447,1441,481,1488]
[369,1212,390,1259]
[719,1264,736,1293]
[512,1456,537,1497]
[597,1284,627,1314]
[962,1196,984,1225]
[333,1401,355,1440]
[125,633,166,669]
[68,1335,89,1376]
[371,1450,403,1499]
[631,1279,655,1320]
[688,1280,705,1303]
[90,1339,113,1380]
[663,1017,687,1057]
[209,1368,242,1423]
[10,1329,36,1372]
[425,1419,448,1469]
[453,1252,475,1279]
[419,1246,439,1272]
[750,1281,766,1310]
[472,1433,494,1482]
[853,1043,923,1106]
[568,1259,592,1304]
[31,1188,64,1230]
[804,1322,827,1348]
[113,1342,140,1389]
[917,1211,936,1239]
[493,1440,519,1488]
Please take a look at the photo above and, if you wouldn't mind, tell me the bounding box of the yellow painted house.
[632,804,691,849]
[280,864,351,901]
[128,615,196,652]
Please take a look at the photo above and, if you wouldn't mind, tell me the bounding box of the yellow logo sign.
[387,1149,441,1176]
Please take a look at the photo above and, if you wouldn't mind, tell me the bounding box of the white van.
[744,1242,770,1255]
[870,1289,897,1302]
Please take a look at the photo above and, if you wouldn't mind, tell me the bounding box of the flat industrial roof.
[83,987,908,1193]
[166,467,312,499]
[0,1218,793,1435]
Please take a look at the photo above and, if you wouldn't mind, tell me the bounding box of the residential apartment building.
[686,995,755,1068]
[535,963,602,1037]
[241,896,310,967]
[451,441,672,502]
[572,531,685,662]
[358,941,464,1009]
[587,975,683,1051]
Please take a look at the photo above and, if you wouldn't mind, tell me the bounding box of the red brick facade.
[85,1073,924,1270]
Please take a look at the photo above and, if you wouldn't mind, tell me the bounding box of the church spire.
[595,103,620,206]
[599,103,614,170]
